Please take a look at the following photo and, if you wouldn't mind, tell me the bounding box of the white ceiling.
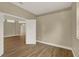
[12,2,72,16]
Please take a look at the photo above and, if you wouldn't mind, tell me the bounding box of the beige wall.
[72,3,79,57]
[37,8,72,49]
[0,2,35,19]
[4,16,22,37]
[0,3,35,37]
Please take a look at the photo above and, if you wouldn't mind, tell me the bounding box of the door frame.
[0,12,36,56]
[0,13,5,56]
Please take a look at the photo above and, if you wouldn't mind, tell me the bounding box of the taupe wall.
[72,3,79,57]
[4,16,21,37]
[0,2,35,19]
[0,3,35,37]
[37,8,72,49]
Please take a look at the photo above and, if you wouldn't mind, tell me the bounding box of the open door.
[26,20,36,44]
[0,15,4,56]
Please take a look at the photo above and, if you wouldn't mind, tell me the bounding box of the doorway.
[4,16,26,54]
[0,13,36,56]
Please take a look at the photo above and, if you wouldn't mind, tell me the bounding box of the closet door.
[0,15,4,56]
[26,20,36,44]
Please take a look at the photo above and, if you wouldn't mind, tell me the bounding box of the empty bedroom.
[0,2,78,57]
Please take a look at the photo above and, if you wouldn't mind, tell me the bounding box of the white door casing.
[0,14,4,56]
[26,20,36,44]
[0,12,36,57]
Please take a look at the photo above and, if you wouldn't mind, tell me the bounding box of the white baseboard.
[71,50,76,57]
[4,34,20,38]
[37,40,72,50]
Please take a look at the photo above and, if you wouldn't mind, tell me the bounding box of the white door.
[26,20,36,44]
[0,15,4,56]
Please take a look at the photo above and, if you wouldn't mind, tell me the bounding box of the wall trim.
[71,50,76,57]
[0,12,28,21]
[4,34,20,38]
[37,40,72,50]
[36,7,72,17]
[37,40,75,57]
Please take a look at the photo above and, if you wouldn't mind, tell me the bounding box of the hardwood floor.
[2,36,73,57]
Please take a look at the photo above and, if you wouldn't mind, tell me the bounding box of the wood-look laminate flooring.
[2,36,73,57]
